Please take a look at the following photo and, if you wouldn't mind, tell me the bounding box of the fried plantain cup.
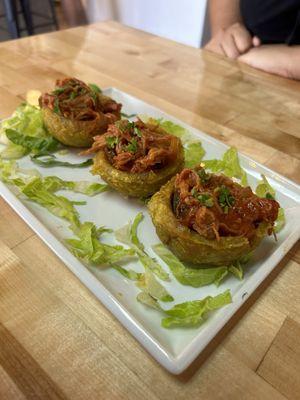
[40,78,121,147]
[148,173,279,267]
[92,149,184,198]
[88,119,185,198]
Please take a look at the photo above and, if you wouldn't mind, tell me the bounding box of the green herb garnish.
[53,98,60,114]
[125,138,138,153]
[105,136,119,149]
[133,126,142,137]
[52,87,66,95]
[88,83,102,93]
[69,91,77,100]
[266,192,275,200]
[191,188,214,207]
[196,168,210,184]
[218,185,235,213]
[115,120,134,133]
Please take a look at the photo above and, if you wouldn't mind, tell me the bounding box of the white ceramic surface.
[0,88,299,374]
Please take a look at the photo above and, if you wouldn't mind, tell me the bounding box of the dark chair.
[1,0,58,39]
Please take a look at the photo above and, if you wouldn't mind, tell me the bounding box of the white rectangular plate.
[1,88,300,374]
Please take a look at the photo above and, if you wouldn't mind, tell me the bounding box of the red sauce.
[84,118,182,173]
[173,168,279,240]
[39,77,121,122]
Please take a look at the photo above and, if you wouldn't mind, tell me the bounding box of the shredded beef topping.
[173,167,279,240]
[83,118,182,173]
[39,77,121,122]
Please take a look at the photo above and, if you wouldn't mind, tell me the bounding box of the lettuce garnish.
[31,154,93,168]
[203,147,248,186]
[41,176,108,196]
[0,103,52,159]
[67,211,174,302]
[149,119,189,140]
[3,105,288,331]
[153,244,227,287]
[0,160,108,227]
[255,174,285,233]
[162,289,232,328]
[6,128,59,156]
[137,289,232,328]
[112,265,143,280]
[67,222,134,265]
[184,142,206,168]
[152,244,249,287]
[274,208,285,233]
[0,160,133,266]
[116,213,174,302]
[116,212,170,281]
[137,270,174,302]
[141,117,206,168]
[255,174,275,199]
[0,160,107,196]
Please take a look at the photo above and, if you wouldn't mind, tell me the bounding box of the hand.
[238,45,299,79]
[205,22,260,59]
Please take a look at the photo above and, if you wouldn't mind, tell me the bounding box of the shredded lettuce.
[137,292,162,310]
[147,118,190,140]
[0,103,51,159]
[0,161,108,227]
[228,262,244,280]
[121,112,137,119]
[67,222,134,265]
[6,129,59,156]
[41,176,108,196]
[0,103,45,139]
[31,154,93,168]
[153,244,228,287]
[0,144,26,159]
[66,181,108,196]
[115,213,173,300]
[255,174,276,199]
[112,265,143,280]
[68,220,173,301]
[22,178,82,226]
[255,174,285,233]
[0,166,82,227]
[116,213,169,281]
[153,244,248,287]
[184,142,206,168]
[162,289,232,328]
[137,289,232,328]
[203,147,248,186]
[136,270,174,302]
[0,161,107,197]
[141,117,206,168]
[275,208,285,233]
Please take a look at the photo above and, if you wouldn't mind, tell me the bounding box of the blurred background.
[0,0,210,47]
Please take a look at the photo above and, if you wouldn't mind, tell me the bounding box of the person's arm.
[209,0,241,35]
[205,0,259,59]
[61,0,87,27]
[239,45,300,80]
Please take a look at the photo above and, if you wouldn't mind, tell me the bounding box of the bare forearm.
[209,0,242,35]
[289,46,300,80]
[61,0,87,27]
[239,45,300,80]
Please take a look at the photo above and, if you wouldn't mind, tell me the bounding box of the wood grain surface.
[0,21,299,400]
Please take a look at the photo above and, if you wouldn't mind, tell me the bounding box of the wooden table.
[0,21,299,400]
